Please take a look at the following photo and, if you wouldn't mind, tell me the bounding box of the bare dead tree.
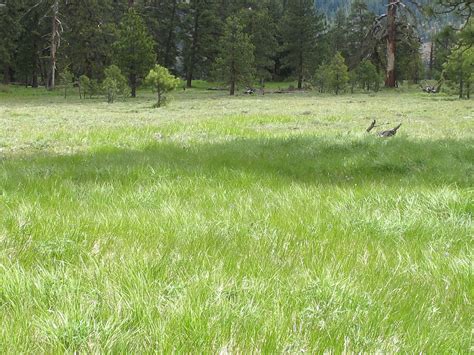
[385,1,403,87]
[49,0,60,90]
[367,0,422,88]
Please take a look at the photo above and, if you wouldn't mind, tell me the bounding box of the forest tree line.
[0,0,472,97]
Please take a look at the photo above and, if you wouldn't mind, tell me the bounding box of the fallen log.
[378,123,402,137]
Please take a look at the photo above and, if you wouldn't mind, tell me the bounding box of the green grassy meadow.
[0,86,473,352]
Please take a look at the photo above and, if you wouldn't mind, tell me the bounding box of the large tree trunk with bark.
[385,0,397,88]
[49,0,59,91]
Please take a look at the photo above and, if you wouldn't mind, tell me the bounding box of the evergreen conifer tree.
[213,16,255,95]
[281,0,324,89]
[114,8,155,97]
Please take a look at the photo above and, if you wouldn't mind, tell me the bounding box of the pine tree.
[396,24,423,84]
[140,0,180,72]
[327,52,349,95]
[213,16,255,95]
[281,0,324,89]
[103,64,129,103]
[314,62,330,93]
[443,45,473,99]
[114,8,155,97]
[23,6,47,87]
[355,59,380,91]
[433,26,458,78]
[345,0,375,69]
[0,1,22,84]
[329,8,348,58]
[59,68,74,98]
[60,0,117,80]
[238,6,278,84]
[181,0,222,88]
[145,64,180,107]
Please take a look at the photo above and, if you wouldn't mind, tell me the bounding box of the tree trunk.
[230,57,235,95]
[459,75,463,99]
[157,91,161,107]
[186,70,193,88]
[49,0,59,91]
[40,59,47,86]
[297,51,303,89]
[429,41,434,80]
[164,0,178,69]
[187,6,200,88]
[385,0,397,88]
[128,0,135,7]
[130,73,137,98]
[32,57,38,88]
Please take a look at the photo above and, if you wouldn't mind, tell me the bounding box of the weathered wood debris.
[378,123,402,137]
[420,80,443,94]
[366,120,402,137]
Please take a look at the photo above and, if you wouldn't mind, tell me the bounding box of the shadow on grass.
[1,136,473,189]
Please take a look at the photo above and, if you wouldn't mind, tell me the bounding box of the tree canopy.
[0,0,470,97]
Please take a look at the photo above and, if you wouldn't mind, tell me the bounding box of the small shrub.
[102,65,129,103]
[89,79,100,98]
[327,52,349,95]
[145,64,180,108]
[355,60,382,92]
[78,75,90,99]
[59,69,74,99]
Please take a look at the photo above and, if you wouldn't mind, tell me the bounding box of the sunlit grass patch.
[0,86,472,352]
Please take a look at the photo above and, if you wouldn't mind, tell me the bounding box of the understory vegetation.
[0,86,472,352]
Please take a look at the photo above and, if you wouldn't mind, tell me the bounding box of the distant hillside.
[314,0,451,38]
